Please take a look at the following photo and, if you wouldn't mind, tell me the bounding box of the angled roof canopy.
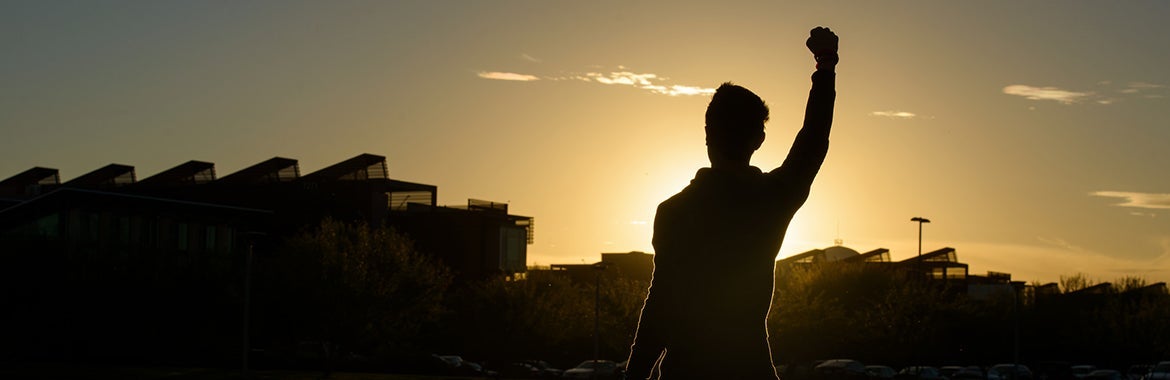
[898,247,958,264]
[0,167,60,197]
[302,153,387,181]
[844,248,891,263]
[217,157,299,184]
[137,160,216,186]
[64,164,136,189]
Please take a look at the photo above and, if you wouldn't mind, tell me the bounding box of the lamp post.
[592,261,609,374]
[910,217,930,278]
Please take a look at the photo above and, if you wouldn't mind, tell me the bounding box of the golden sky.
[3,1,1169,284]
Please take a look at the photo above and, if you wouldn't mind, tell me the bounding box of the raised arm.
[771,27,838,191]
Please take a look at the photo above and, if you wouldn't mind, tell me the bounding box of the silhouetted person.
[626,27,839,380]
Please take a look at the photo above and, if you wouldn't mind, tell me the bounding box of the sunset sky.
[4,1,1169,284]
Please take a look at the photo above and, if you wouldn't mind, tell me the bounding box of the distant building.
[777,245,890,266]
[0,153,534,279]
[601,251,654,281]
[548,251,655,283]
[0,152,535,362]
[776,244,1028,299]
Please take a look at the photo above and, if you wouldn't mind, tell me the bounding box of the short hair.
[705,82,769,136]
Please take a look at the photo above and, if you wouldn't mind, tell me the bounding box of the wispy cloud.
[477,71,540,81]
[1091,191,1170,210]
[581,71,716,96]
[477,66,715,97]
[1126,81,1164,90]
[1037,236,1084,252]
[1003,85,1092,104]
[1005,81,1166,105]
[870,111,918,119]
[521,53,542,63]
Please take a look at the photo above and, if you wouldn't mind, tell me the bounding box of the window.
[39,213,60,237]
[205,225,217,252]
[177,223,188,251]
[87,213,100,242]
[118,216,131,244]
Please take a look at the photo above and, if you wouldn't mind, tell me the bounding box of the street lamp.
[591,261,609,373]
[910,217,930,278]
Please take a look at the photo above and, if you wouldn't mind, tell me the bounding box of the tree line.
[4,219,1166,372]
[255,220,1170,372]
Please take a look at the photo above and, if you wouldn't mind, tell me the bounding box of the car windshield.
[1155,363,1170,372]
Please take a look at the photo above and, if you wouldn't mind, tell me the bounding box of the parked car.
[866,365,897,379]
[521,359,563,378]
[1084,369,1122,380]
[1072,365,1099,379]
[1124,364,1151,380]
[940,366,965,379]
[896,366,943,380]
[432,355,491,377]
[952,366,1002,380]
[992,364,1034,380]
[563,360,621,380]
[814,359,867,378]
[1147,362,1170,380]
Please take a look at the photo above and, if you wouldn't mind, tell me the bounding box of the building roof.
[136,160,216,186]
[63,164,136,189]
[0,167,60,197]
[302,153,387,181]
[217,157,299,184]
[898,247,958,264]
[1069,282,1114,295]
[779,245,861,264]
[843,248,891,263]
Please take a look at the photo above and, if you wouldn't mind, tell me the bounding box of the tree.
[258,219,452,359]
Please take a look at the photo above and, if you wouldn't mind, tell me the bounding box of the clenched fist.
[806,26,838,69]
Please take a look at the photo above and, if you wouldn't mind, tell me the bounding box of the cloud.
[642,84,717,96]
[587,71,658,86]
[1091,191,1170,210]
[1003,85,1092,104]
[1037,236,1083,252]
[581,71,715,96]
[477,71,541,81]
[478,65,715,97]
[521,53,542,63]
[1127,82,1165,90]
[870,111,918,119]
[1005,81,1165,106]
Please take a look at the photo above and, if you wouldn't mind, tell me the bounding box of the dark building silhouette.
[776,244,1023,299]
[0,153,533,279]
[548,251,655,283]
[0,153,533,363]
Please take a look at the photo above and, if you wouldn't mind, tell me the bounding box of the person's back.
[626,27,839,380]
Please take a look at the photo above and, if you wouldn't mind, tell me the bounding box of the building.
[0,153,534,279]
[776,244,1025,298]
[0,153,534,362]
[548,251,655,283]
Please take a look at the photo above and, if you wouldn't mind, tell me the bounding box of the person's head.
[705,82,769,166]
